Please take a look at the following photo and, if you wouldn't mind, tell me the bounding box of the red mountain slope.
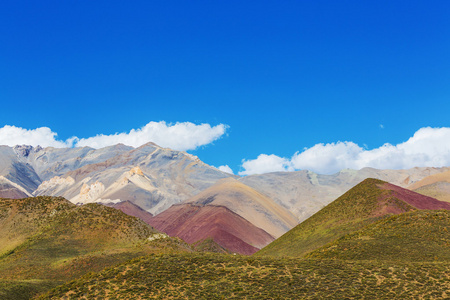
[149,204,274,255]
[380,182,450,210]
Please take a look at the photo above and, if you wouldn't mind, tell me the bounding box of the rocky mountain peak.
[13,145,42,157]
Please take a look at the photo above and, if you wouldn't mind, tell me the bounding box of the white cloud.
[216,165,234,174]
[75,121,228,151]
[239,154,294,176]
[0,121,228,151]
[290,141,363,174]
[0,125,73,148]
[239,127,450,176]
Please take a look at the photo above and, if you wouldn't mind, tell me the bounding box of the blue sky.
[1,1,450,175]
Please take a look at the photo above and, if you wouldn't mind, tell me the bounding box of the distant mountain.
[146,178,298,254]
[0,144,233,215]
[409,170,450,202]
[2,143,450,250]
[0,146,41,195]
[241,167,450,223]
[183,178,297,238]
[148,203,274,255]
[256,178,450,258]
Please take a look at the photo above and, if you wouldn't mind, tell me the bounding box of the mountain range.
[32,180,450,299]
[1,144,450,254]
[2,143,450,299]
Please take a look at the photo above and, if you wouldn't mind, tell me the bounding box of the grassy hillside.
[256,178,416,257]
[0,196,192,299]
[39,253,450,299]
[0,196,74,256]
[307,210,450,262]
[4,181,450,299]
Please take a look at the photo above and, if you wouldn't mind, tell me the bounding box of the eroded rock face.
[13,145,38,157]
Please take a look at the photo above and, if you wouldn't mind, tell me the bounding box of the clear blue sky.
[1,1,450,174]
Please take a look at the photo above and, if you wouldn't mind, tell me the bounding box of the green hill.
[4,182,450,299]
[39,253,450,299]
[0,196,74,256]
[256,178,417,257]
[0,196,192,299]
[306,209,450,262]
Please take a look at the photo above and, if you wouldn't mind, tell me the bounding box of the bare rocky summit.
[0,143,233,215]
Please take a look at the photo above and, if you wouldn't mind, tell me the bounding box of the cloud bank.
[0,125,73,148]
[216,165,234,174]
[239,127,450,176]
[75,122,228,151]
[0,122,228,151]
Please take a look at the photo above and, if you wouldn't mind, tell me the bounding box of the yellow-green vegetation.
[0,196,74,256]
[3,180,450,299]
[256,178,414,257]
[0,196,192,299]
[307,210,450,261]
[39,253,450,299]
[0,280,57,300]
[37,195,450,299]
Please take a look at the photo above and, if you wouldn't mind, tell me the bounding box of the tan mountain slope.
[184,178,298,238]
[409,170,450,190]
[408,170,450,202]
